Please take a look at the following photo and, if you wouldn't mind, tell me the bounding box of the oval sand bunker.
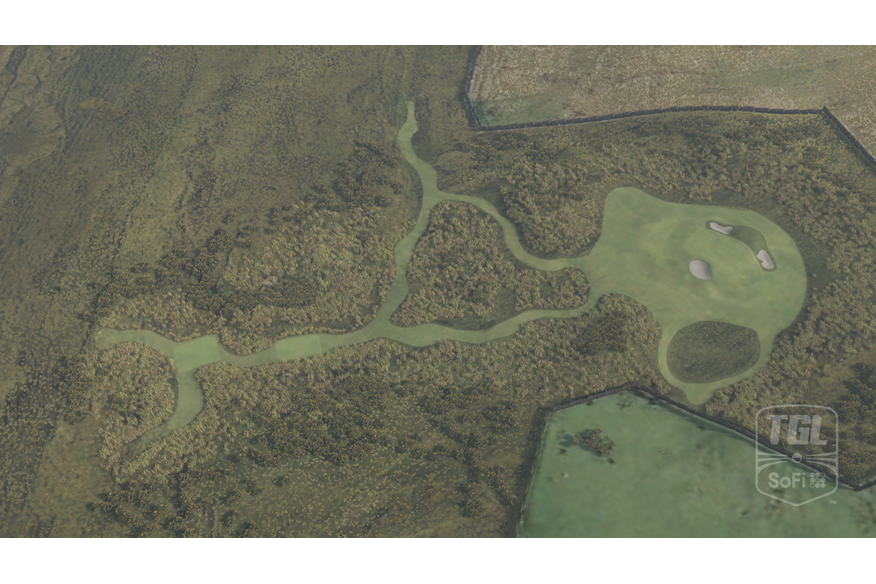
[689,260,711,280]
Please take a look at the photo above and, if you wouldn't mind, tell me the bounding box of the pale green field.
[518,392,876,537]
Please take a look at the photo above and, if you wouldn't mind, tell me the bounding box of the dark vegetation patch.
[255,375,393,466]
[83,226,319,325]
[830,361,876,483]
[667,321,760,383]
[392,200,589,328]
[578,311,629,355]
[334,141,405,208]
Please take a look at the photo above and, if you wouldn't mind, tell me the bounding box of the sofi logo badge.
[755,405,838,506]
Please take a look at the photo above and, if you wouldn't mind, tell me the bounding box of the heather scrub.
[98,210,414,355]
[85,343,175,476]
[392,200,588,327]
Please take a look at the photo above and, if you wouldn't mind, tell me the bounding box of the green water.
[518,392,876,537]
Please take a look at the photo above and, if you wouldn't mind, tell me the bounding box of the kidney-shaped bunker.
[689,260,711,280]
[709,222,734,235]
[756,250,775,269]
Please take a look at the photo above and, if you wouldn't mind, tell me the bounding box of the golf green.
[578,188,807,403]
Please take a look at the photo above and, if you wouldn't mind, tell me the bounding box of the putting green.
[94,100,808,454]
[577,188,807,403]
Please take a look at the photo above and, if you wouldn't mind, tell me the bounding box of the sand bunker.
[757,250,775,269]
[689,260,711,280]
[710,222,733,235]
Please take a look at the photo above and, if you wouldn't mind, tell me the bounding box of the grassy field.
[518,391,876,537]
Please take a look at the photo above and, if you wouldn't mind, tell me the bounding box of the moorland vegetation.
[6,46,876,538]
[57,104,876,537]
[392,200,589,328]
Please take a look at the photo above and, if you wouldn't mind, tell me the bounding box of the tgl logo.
[755,406,838,506]
[765,414,828,446]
